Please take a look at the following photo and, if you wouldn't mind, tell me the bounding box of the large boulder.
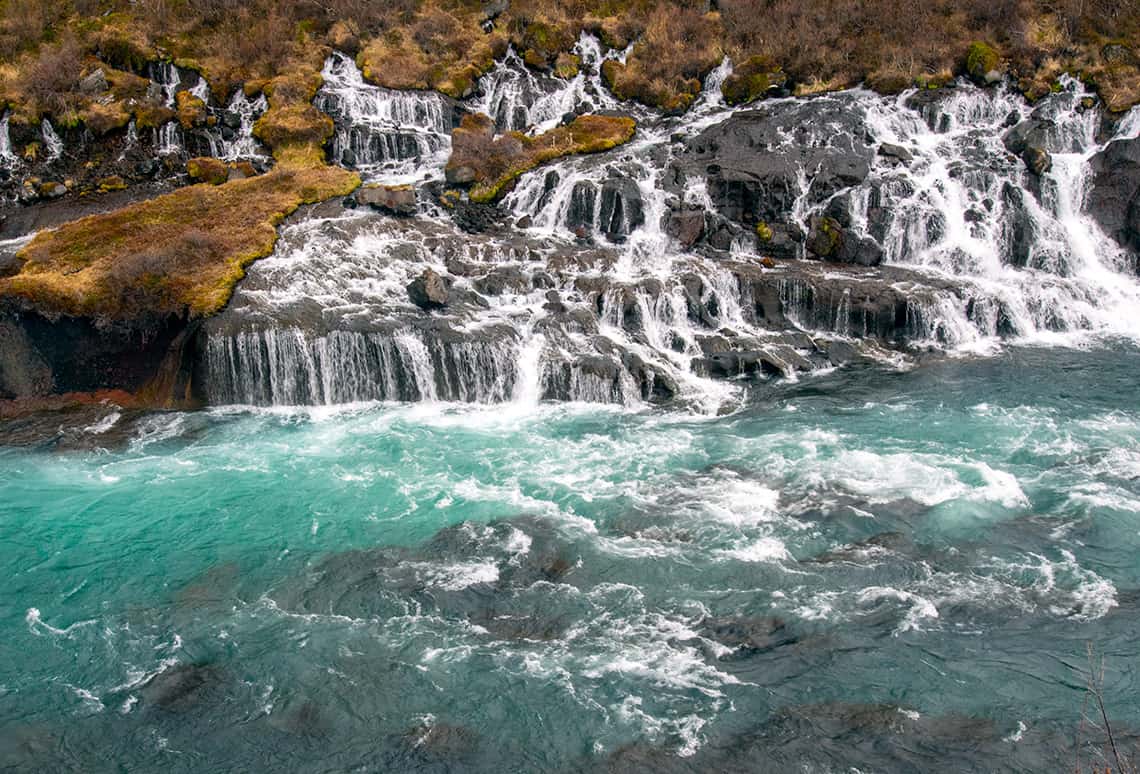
[665,206,705,248]
[566,180,596,231]
[357,184,417,216]
[598,176,644,241]
[1088,137,1140,257]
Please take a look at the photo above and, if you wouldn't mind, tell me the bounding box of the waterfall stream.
[165,43,1140,408]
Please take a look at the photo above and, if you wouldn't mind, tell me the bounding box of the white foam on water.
[856,586,940,634]
[25,608,97,637]
[412,560,500,591]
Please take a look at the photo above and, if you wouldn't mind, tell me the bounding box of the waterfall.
[316,52,454,182]
[208,89,269,161]
[0,113,15,164]
[194,40,1140,411]
[145,61,266,160]
[40,119,62,161]
[204,328,522,405]
[851,76,1140,343]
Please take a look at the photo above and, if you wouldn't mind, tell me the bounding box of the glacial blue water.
[2,344,1140,772]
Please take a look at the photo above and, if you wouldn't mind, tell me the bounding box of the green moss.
[186,157,229,185]
[722,56,785,105]
[555,53,581,80]
[966,41,1000,80]
[175,90,207,129]
[755,221,772,242]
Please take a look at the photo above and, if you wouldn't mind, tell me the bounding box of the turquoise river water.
[2,344,1140,772]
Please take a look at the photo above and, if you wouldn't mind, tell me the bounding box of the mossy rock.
[175,91,207,129]
[449,113,637,203]
[722,56,786,105]
[555,53,581,80]
[966,42,1001,84]
[3,165,360,320]
[523,49,549,71]
[81,102,132,136]
[187,157,229,185]
[134,102,176,130]
[755,221,773,242]
[97,176,128,193]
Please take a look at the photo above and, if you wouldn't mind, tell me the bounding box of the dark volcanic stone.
[1089,136,1140,257]
[407,268,450,309]
[357,184,417,216]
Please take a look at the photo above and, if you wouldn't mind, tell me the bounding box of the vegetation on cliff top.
[1,0,1138,126]
[446,112,636,202]
[1,164,360,320]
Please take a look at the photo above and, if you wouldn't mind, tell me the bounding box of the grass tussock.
[447,112,636,202]
[1,164,360,320]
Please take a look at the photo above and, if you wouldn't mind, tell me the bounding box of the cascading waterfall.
[149,61,184,154]
[205,328,521,405]
[209,89,269,161]
[145,61,266,160]
[850,77,1140,345]
[316,52,455,181]
[0,113,15,164]
[200,39,1140,410]
[40,119,62,161]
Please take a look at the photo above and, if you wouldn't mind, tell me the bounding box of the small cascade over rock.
[146,61,268,162]
[0,113,17,165]
[40,119,63,161]
[473,35,624,133]
[316,52,457,181]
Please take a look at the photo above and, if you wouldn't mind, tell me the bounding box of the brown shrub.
[21,35,83,118]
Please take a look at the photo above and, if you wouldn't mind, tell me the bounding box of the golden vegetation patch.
[1,165,360,320]
[446,112,636,202]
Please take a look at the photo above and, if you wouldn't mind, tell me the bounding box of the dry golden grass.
[447,112,637,202]
[1,164,360,320]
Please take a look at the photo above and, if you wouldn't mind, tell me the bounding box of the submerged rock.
[140,663,219,711]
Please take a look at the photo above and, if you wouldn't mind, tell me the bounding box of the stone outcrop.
[1089,137,1140,258]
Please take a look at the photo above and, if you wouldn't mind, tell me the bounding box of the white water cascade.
[40,119,62,161]
[146,61,267,160]
[317,52,455,183]
[0,113,16,165]
[201,41,1140,410]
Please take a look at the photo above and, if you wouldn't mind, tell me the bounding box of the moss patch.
[966,41,1001,81]
[447,113,636,202]
[721,56,785,105]
[175,90,207,129]
[186,157,229,185]
[2,165,360,320]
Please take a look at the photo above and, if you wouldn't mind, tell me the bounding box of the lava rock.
[78,68,108,96]
[407,268,450,309]
[598,176,644,240]
[806,215,844,259]
[357,184,417,216]
[566,180,597,231]
[877,142,913,163]
[665,207,705,248]
[1021,146,1052,177]
[1088,136,1140,256]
